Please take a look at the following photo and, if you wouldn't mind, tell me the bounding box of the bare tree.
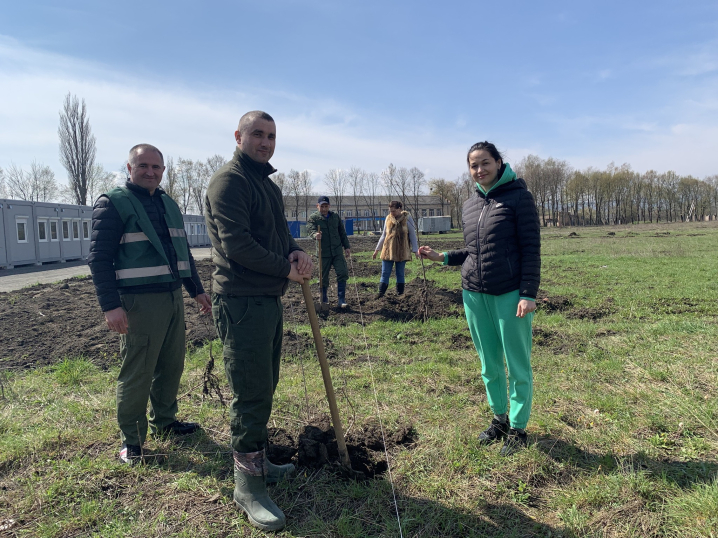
[428,178,451,220]
[381,163,397,199]
[190,161,210,215]
[0,166,6,198]
[287,169,303,221]
[408,166,426,218]
[347,166,365,229]
[58,93,97,205]
[163,157,181,202]
[300,170,313,221]
[395,167,410,207]
[6,162,58,202]
[361,171,381,231]
[324,169,347,216]
[205,154,227,175]
[86,164,119,204]
[271,172,290,215]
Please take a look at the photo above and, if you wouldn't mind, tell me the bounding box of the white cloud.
[0,35,470,193]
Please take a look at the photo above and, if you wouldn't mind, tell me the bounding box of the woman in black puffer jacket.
[419,141,540,456]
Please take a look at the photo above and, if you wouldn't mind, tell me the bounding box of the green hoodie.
[476,163,517,195]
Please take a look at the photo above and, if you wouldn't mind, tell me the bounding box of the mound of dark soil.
[535,289,573,313]
[0,240,465,370]
[284,279,463,326]
[266,415,416,479]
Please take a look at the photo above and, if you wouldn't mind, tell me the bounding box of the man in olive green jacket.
[306,196,351,307]
[204,111,312,532]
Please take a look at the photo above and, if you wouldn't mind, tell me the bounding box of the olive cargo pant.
[212,293,283,453]
[117,288,186,446]
[320,253,348,288]
[463,289,534,430]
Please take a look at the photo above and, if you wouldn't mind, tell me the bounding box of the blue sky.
[1,0,717,189]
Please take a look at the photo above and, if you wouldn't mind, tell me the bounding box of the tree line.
[3,93,717,227]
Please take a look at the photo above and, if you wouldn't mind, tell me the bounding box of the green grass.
[1,221,718,537]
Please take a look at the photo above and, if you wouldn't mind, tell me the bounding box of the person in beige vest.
[372,200,419,297]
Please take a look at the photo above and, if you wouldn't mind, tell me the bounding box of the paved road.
[0,248,212,293]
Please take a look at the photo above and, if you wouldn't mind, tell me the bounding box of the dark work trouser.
[212,293,283,453]
[320,253,348,288]
[117,288,186,446]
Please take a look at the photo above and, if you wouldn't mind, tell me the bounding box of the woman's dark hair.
[389,200,403,210]
[467,141,504,164]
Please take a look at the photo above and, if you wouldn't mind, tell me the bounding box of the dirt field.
[0,236,467,371]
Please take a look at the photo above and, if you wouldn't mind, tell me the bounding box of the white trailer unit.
[0,202,8,268]
[79,205,93,258]
[417,216,451,234]
[1,199,37,268]
[58,204,83,261]
[33,202,63,264]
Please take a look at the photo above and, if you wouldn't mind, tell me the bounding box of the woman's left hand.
[516,299,536,318]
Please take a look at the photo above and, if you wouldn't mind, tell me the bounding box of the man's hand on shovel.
[288,251,313,283]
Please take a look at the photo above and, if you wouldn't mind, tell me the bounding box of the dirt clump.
[266,416,416,479]
[535,289,573,313]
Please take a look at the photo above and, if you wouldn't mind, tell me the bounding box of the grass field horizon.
[1,221,717,537]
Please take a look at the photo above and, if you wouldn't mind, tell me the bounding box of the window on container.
[346,211,352,217]
[300,211,306,218]
[50,220,59,241]
[72,220,80,240]
[190,224,195,235]
[62,220,71,240]
[422,209,427,216]
[82,220,90,240]
[429,209,435,216]
[437,209,442,216]
[16,218,28,243]
[364,210,369,217]
[38,219,48,242]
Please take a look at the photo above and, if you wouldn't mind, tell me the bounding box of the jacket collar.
[233,147,277,178]
[125,180,165,198]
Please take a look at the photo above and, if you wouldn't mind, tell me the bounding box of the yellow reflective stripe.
[168,228,186,238]
[115,265,172,280]
[120,232,149,244]
[177,261,190,271]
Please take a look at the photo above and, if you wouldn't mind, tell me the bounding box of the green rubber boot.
[233,450,286,531]
[265,455,296,484]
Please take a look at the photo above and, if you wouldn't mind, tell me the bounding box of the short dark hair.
[467,141,504,165]
[238,111,275,135]
[129,144,164,165]
[389,200,403,210]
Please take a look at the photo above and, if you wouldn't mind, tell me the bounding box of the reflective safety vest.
[105,187,191,287]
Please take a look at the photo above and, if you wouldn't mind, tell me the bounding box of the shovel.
[315,236,330,313]
[300,278,355,474]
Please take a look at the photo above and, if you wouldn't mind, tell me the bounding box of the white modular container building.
[417,216,452,234]
[33,202,64,264]
[0,197,208,268]
[57,204,84,262]
[183,215,210,247]
[1,199,38,268]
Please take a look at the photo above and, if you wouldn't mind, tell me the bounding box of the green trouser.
[320,253,348,288]
[463,289,534,430]
[117,288,186,446]
[212,293,283,453]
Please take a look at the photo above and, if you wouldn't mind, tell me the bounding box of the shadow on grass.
[535,437,718,488]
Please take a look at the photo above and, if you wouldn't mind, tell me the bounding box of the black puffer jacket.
[87,181,204,312]
[446,174,540,299]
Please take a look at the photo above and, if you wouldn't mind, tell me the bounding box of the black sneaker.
[119,444,143,465]
[157,420,200,436]
[500,428,528,456]
[477,418,509,445]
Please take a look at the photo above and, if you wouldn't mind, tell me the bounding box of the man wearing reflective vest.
[88,143,211,465]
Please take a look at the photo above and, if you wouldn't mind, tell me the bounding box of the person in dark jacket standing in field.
[204,111,312,532]
[88,144,211,466]
[419,141,540,456]
[306,196,351,307]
